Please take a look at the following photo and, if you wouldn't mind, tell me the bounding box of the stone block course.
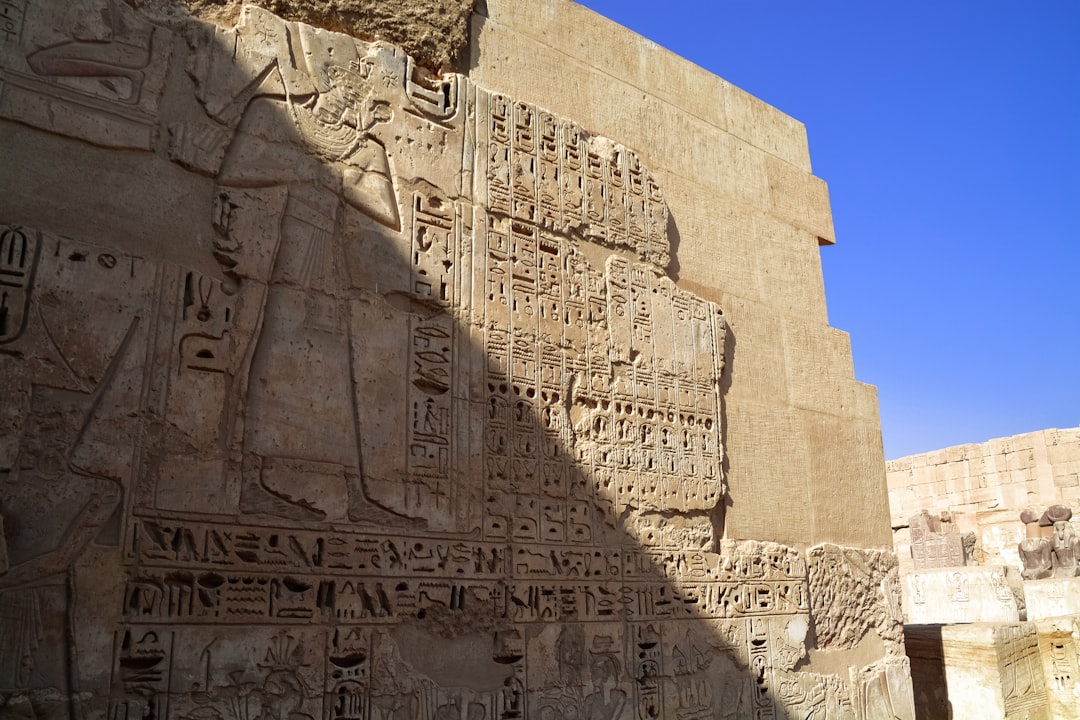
[1,2,903,717]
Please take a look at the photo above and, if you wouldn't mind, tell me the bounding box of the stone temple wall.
[888,427,1080,573]
[888,431,1080,718]
[0,2,909,719]
[469,2,892,551]
[888,427,1080,526]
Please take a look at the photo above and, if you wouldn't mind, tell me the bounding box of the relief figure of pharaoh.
[216,52,414,526]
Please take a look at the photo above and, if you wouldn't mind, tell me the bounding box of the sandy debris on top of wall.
[135,0,477,71]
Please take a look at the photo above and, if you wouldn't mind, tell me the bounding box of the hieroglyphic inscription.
[0,4,898,719]
[1047,638,1074,693]
[112,511,820,718]
[123,519,809,625]
[0,0,171,149]
[997,623,1049,717]
[908,510,970,570]
[0,0,25,45]
[478,92,724,530]
[0,224,38,342]
[465,88,728,543]
[911,534,966,570]
[481,94,668,269]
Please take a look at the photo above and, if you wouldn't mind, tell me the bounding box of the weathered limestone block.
[902,567,1022,624]
[908,509,976,570]
[1024,577,1080,621]
[912,533,967,570]
[1035,616,1080,720]
[0,2,907,719]
[849,658,916,720]
[807,543,905,651]
[905,622,1051,720]
[978,508,1027,570]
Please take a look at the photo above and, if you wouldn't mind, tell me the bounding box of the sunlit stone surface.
[0,2,907,718]
[891,430,1080,717]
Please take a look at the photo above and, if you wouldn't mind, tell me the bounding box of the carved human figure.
[0,266,142,711]
[584,652,626,720]
[1018,505,1079,579]
[1018,538,1053,580]
[1051,520,1079,577]
[216,50,413,524]
[774,616,809,671]
[555,624,585,687]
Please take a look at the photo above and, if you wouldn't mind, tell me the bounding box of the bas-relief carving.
[806,544,904,652]
[0,4,904,719]
[1035,617,1080,719]
[0,224,38,343]
[0,0,171,149]
[997,623,1050,719]
[903,567,1022,625]
[849,658,915,720]
[907,510,976,570]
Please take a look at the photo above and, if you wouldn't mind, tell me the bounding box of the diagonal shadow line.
[0,4,908,720]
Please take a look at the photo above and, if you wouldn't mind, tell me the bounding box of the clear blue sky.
[576,0,1080,459]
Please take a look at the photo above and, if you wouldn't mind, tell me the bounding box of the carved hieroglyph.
[0,0,171,148]
[907,510,976,571]
[906,622,1052,720]
[0,4,909,720]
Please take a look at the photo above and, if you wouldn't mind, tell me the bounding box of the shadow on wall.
[0,3,908,719]
[904,626,952,720]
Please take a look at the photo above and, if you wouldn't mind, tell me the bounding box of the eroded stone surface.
[0,2,907,718]
[807,543,904,651]
[141,0,477,71]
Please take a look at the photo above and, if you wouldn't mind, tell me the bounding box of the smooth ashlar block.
[1024,576,1080,621]
[906,622,1052,720]
[903,567,1022,624]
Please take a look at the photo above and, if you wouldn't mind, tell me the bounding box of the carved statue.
[1018,505,1079,580]
[1051,519,1080,577]
[1019,538,1053,580]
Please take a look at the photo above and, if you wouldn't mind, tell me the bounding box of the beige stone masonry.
[888,427,1080,528]
[906,622,1052,720]
[470,0,882,547]
[1,1,900,718]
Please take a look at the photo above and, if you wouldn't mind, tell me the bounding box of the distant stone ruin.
[889,427,1080,719]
